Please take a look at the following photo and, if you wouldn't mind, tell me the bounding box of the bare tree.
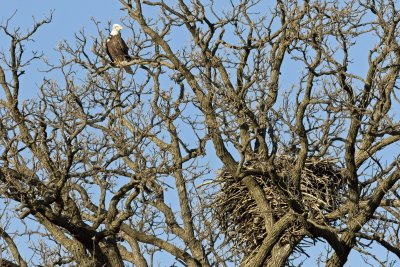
[1,0,400,266]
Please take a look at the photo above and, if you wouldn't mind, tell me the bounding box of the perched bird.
[106,24,133,74]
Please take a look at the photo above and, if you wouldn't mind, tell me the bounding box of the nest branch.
[212,155,345,256]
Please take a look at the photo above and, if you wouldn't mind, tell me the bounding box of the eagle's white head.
[110,24,123,36]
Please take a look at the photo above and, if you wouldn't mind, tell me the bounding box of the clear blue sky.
[0,1,395,266]
[1,0,124,99]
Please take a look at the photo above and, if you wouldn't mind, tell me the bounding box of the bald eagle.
[106,24,133,74]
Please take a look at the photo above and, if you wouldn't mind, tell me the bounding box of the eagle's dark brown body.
[106,29,133,74]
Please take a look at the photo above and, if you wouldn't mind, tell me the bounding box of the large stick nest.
[212,155,344,256]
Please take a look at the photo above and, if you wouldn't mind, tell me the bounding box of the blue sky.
[0,1,397,266]
[1,0,122,39]
[1,0,124,99]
